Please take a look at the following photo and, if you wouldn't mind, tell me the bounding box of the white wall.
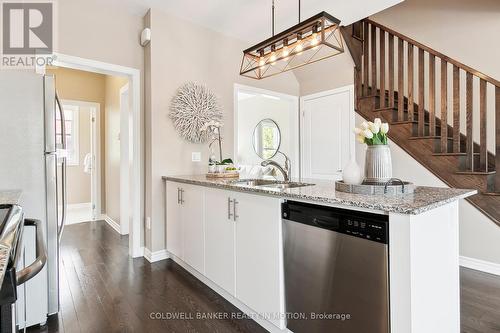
[104,76,129,223]
[236,94,297,169]
[354,114,500,265]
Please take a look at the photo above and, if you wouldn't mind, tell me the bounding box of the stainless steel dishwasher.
[282,200,389,333]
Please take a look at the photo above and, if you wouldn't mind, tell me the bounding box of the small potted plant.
[354,118,392,183]
[201,121,234,173]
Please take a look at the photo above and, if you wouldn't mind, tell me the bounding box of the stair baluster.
[429,54,436,136]
[441,60,448,153]
[453,65,461,153]
[465,73,474,171]
[388,34,395,109]
[418,48,425,136]
[397,37,404,121]
[407,43,414,122]
[380,30,386,108]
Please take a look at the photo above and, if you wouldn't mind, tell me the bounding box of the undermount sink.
[260,182,314,189]
[231,179,314,189]
[231,179,278,187]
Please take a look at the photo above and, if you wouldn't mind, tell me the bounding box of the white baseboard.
[101,214,125,235]
[460,256,500,276]
[144,248,169,263]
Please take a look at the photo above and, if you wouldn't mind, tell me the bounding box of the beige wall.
[56,0,144,70]
[47,67,106,206]
[145,8,300,251]
[104,76,129,223]
[56,0,145,244]
[294,52,355,96]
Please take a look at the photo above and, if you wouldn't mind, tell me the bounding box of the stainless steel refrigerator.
[0,71,66,328]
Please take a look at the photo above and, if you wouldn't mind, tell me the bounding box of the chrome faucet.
[261,151,291,181]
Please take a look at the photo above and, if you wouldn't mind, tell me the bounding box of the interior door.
[301,86,354,180]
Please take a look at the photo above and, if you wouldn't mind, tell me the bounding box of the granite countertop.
[0,190,22,205]
[162,175,476,215]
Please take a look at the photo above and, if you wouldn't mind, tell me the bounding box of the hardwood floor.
[27,222,500,333]
[28,221,265,333]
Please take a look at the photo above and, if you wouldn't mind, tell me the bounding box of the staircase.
[345,19,500,225]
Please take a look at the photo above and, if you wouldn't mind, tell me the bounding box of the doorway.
[234,84,300,178]
[46,54,142,258]
[300,85,355,180]
[57,99,101,224]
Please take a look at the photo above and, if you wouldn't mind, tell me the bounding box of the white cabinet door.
[204,188,236,295]
[234,192,284,329]
[301,86,354,180]
[166,181,183,258]
[181,184,205,274]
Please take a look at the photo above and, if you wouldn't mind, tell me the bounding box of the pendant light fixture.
[240,0,344,80]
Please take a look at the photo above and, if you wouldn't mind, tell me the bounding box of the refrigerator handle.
[56,93,67,242]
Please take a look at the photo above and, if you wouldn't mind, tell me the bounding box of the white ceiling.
[120,0,403,44]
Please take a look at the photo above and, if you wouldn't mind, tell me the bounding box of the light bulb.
[311,33,319,46]
[259,57,265,67]
[270,52,276,62]
[296,42,303,54]
[282,46,289,57]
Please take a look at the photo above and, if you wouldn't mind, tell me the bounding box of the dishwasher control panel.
[282,201,388,244]
[344,218,387,243]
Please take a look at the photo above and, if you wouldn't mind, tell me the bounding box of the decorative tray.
[206,172,239,179]
[335,178,415,195]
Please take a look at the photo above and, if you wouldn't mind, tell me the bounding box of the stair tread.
[455,170,496,175]
[433,152,479,156]
[409,136,453,140]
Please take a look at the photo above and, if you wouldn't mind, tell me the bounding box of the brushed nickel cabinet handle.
[228,197,233,220]
[177,188,181,204]
[233,199,239,221]
[180,188,185,204]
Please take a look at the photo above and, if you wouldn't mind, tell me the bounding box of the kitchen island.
[163,175,476,333]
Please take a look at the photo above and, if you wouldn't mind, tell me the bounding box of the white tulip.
[369,122,380,134]
[374,118,382,127]
[363,129,374,139]
[360,121,369,130]
[353,127,362,135]
[381,123,389,134]
[356,135,365,143]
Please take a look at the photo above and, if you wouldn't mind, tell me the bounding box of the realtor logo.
[2,2,53,54]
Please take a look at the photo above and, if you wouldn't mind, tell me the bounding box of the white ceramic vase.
[364,144,392,183]
[342,159,363,185]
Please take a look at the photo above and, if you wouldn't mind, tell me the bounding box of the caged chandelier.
[240,0,344,80]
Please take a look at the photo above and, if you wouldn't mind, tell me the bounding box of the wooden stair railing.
[350,19,500,225]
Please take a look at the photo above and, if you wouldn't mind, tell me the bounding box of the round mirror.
[252,119,281,160]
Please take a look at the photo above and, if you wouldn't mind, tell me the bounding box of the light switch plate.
[192,152,201,162]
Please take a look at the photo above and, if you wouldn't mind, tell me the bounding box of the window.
[56,104,79,165]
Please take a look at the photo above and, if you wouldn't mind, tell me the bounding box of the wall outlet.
[145,217,151,230]
[192,152,201,162]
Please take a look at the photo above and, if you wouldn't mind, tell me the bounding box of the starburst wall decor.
[169,82,222,143]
